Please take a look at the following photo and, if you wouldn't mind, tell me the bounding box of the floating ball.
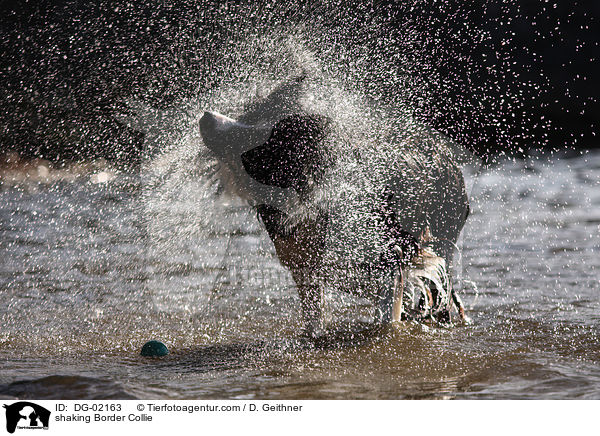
[141,340,169,357]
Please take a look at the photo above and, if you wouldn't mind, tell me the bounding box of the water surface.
[1,151,598,399]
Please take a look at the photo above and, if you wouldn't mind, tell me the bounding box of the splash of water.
[132,28,479,333]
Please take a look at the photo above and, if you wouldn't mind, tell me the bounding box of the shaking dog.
[199,77,470,336]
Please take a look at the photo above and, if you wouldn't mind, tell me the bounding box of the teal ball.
[141,340,169,357]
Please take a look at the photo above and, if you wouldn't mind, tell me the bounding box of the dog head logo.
[3,402,50,433]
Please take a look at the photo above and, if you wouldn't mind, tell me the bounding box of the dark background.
[1,0,598,163]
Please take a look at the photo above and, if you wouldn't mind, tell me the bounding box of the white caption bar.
[0,400,595,436]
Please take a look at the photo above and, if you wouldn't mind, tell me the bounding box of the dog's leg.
[296,271,325,337]
[375,266,403,324]
[257,205,328,337]
[375,268,393,323]
[391,266,404,322]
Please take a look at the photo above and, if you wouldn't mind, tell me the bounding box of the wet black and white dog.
[199,77,469,336]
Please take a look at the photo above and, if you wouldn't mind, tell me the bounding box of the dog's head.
[199,109,333,204]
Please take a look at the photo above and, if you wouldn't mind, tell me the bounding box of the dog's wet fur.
[199,79,469,336]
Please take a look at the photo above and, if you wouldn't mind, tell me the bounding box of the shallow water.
[0,150,599,400]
